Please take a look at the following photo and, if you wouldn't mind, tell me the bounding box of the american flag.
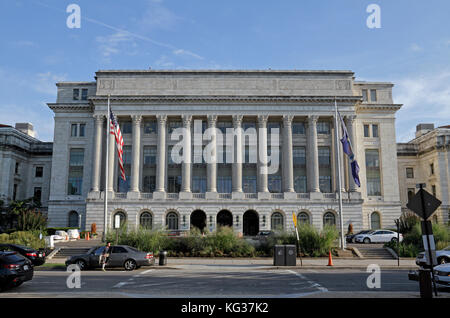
[109,109,126,181]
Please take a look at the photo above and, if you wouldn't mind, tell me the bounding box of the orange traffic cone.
[327,250,333,266]
[86,231,90,241]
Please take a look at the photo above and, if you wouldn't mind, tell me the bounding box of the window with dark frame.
[81,88,88,100]
[364,124,370,137]
[73,88,79,100]
[406,167,414,179]
[35,166,44,178]
[362,89,368,102]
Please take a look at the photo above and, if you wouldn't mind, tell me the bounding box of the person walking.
[100,242,111,271]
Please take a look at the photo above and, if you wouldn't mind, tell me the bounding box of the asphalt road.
[1,266,449,298]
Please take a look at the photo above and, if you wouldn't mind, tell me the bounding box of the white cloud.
[393,70,450,141]
[173,49,203,60]
[95,30,138,62]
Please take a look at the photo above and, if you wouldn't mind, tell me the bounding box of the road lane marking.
[286,270,328,293]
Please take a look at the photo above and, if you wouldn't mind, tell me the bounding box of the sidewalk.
[44,256,418,270]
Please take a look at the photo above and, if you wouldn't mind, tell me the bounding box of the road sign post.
[292,212,302,267]
[406,183,441,297]
[394,219,400,267]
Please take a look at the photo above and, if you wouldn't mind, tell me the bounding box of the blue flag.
[338,112,361,187]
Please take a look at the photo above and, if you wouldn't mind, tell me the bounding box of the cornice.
[47,103,93,113]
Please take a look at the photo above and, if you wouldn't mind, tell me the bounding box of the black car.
[0,251,34,291]
[346,230,373,243]
[0,244,46,266]
[65,245,155,271]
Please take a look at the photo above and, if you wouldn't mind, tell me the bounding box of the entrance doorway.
[217,210,233,228]
[190,210,206,232]
[243,210,259,236]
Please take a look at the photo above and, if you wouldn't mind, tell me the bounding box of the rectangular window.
[68,148,84,195]
[292,122,305,135]
[293,146,307,193]
[293,147,306,165]
[432,185,436,197]
[15,162,19,174]
[243,176,257,193]
[318,146,331,193]
[372,124,379,138]
[317,121,330,134]
[143,146,157,165]
[35,166,43,178]
[407,188,415,203]
[430,163,434,175]
[118,146,132,192]
[168,121,182,134]
[13,184,17,201]
[144,120,157,134]
[294,175,307,193]
[168,176,182,193]
[267,122,281,134]
[33,187,42,203]
[143,176,156,193]
[268,175,282,193]
[217,176,232,193]
[362,89,368,102]
[365,149,381,196]
[370,89,377,102]
[364,124,370,137]
[81,89,88,100]
[73,88,79,100]
[71,124,78,137]
[217,121,232,134]
[192,176,207,193]
[242,122,256,131]
[406,168,414,179]
[79,124,86,137]
[121,122,132,134]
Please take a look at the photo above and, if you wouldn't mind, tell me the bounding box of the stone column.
[307,115,320,193]
[206,115,218,197]
[91,114,104,192]
[107,119,116,192]
[257,115,270,199]
[346,115,358,192]
[180,115,192,197]
[232,115,243,196]
[154,115,167,197]
[283,115,294,193]
[129,115,142,196]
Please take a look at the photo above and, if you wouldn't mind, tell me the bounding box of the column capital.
[182,114,193,127]
[93,114,105,122]
[131,115,142,124]
[257,115,269,127]
[207,115,218,127]
[345,115,357,124]
[232,115,243,127]
[156,114,167,124]
[308,115,319,124]
[282,115,294,126]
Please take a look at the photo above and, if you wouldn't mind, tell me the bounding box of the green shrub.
[17,210,47,231]
[0,231,45,249]
[397,211,420,234]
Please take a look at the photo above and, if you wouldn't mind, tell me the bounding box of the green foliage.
[17,210,47,231]
[296,224,339,257]
[0,231,45,249]
[397,211,420,234]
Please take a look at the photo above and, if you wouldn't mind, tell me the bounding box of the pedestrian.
[100,242,111,271]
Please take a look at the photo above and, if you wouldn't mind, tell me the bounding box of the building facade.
[0,123,53,210]
[397,124,450,224]
[46,70,402,235]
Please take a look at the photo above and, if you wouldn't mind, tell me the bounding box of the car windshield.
[93,246,106,255]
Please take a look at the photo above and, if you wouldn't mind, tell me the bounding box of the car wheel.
[363,238,371,244]
[391,237,398,243]
[75,259,87,270]
[124,259,137,271]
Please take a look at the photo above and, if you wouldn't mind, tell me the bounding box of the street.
[2,265,448,298]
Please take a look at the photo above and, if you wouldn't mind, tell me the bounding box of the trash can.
[285,245,297,266]
[273,245,285,266]
[418,269,432,298]
[159,250,167,266]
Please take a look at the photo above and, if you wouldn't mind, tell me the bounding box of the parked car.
[416,246,450,267]
[65,245,155,271]
[354,230,403,244]
[434,263,450,287]
[0,251,34,291]
[0,244,46,266]
[346,230,373,243]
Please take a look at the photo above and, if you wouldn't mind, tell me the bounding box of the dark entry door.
[243,210,259,236]
[217,210,233,227]
[190,210,206,232]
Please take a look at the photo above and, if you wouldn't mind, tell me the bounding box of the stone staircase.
[52,248,91,259]
[353,245,395,259]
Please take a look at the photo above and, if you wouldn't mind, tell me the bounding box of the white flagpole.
[103,94,110,242]
[334,98,346,250]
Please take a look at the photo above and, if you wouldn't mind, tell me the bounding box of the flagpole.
[334,97,346,250]
[103,94,110,242]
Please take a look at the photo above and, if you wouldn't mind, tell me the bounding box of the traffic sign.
[406,189,441,220]
[292,212,297,228]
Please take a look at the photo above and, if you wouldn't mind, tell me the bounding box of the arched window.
[68,211,79,227]
[371,212,381,229]
[140,212,153,229]
[271,212,284,230]
[297,212,310,225]
[113,211,126,228]
[166,212,179,230]
[323,212,336,226]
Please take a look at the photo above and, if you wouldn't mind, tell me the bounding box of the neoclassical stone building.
[46,70,402,235]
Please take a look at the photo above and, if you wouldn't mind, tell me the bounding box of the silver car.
[434,263,450,287]
[416,246,450,266]
[65,245,155,271]
[354,230,403,244]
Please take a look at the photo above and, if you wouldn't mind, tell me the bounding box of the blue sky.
[0,0,449,141]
